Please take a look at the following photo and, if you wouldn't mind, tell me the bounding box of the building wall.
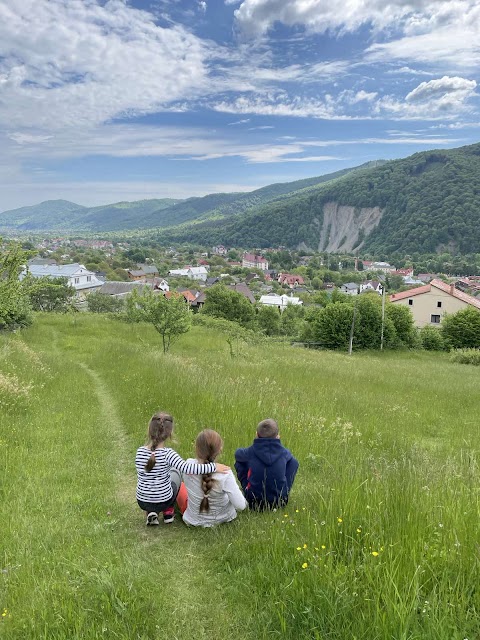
[391,287,471,327]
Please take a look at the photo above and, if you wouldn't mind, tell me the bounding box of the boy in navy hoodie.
[234,418,299,510]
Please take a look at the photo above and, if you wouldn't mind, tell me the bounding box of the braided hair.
[145,412,174,471]
[195,429,223,513]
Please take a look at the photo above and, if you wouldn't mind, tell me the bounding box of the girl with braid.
[135,412,230,526]
[182,429,247,527]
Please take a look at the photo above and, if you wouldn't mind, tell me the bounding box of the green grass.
[1,314,479,639]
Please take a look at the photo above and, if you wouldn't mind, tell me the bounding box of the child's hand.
[215,463,231,473]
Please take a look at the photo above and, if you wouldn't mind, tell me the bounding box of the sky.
[1,0,479,211]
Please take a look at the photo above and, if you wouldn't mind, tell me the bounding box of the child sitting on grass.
[135,412,230,526]
[182,429,247,527]
[234,418,299,510]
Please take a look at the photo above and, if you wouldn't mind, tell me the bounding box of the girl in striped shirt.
[135,411,230,525]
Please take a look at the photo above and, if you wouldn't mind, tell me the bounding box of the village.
[20,238,480,328]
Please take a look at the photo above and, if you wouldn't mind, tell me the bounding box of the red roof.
[389,284,431,302]
[243,253,267,263]
[390,279,480,310]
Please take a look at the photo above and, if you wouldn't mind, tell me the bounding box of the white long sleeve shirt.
[182,459,247,527]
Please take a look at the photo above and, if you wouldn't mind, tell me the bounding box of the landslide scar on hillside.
[317,202,383,253]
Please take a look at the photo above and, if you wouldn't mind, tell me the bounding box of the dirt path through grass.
[76,360,234,640]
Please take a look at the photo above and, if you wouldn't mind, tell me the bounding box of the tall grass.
[1,314,479,639]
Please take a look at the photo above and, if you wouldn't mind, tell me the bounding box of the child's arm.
[165,448,218,475]
[234,448,249,490]
[285,453,299,491]
[223,471,248,511]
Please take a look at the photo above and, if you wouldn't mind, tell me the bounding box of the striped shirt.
[135,446,216,503]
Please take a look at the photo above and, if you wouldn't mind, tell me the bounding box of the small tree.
[126,289,191,353]
[87,292,125,314]
[25,276,75,312]
[441,307,480,349]
[256,305,281,336]
[202,284,255,328]
[0,242,32,331]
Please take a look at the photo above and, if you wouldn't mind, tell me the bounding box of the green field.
[1,315,479,639]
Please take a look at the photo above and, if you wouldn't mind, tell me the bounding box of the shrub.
[441,307,480,349]
[450,348,480,366]
[419,325,447,351]
[87,292,125,313]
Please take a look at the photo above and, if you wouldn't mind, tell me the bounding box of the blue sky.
[1,0,479,210]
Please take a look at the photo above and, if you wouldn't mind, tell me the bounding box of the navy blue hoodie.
[234,438,299,508]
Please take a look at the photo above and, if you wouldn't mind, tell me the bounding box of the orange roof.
[389,284,431,302]
[390,279,480,310]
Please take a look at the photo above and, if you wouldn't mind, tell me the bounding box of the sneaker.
[146,512,160,526]
[163,507,175,524]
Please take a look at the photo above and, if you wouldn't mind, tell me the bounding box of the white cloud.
[406,76,476,104]
[0,0,212,131]
[233,0,470,37]
[377,76,477,118]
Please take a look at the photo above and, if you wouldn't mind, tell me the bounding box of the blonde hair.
[195,429,223,513]
[145,412,174,472]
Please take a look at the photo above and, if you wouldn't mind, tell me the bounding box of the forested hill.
[0,198,181,232]
[157,142,480,255]
[0,163,375,233]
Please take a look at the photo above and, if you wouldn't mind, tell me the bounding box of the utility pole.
[380,284,386,350]
[348,297,358,355]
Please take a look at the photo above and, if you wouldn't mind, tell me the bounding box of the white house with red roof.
[390,279,480,327]
[242,252,268,271]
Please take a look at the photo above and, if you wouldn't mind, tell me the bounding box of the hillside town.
[13,236,480,329]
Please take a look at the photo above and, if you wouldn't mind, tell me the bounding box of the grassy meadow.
[1,314,479,640]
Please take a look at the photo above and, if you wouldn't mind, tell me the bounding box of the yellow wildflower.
[356,528,362,533]
[302,562,308,569]
[337,517,343,523]
[321,545,326,549]
[295,509,299,513]
[296,547,302,551]
[371,551,379,557]
[303,543,307,549]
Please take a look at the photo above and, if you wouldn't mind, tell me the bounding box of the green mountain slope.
[156,143,480,255]
[0,164,368,233]
[69,199,182,231]
[0,200,86,231]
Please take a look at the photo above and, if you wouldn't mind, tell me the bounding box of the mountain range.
[2,142,480,255]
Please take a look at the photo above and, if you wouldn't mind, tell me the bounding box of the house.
[27,257,57,266]
[417,273,438,283]
[362,261,396,273]
[359,280,383,295]
[168,266,209,282]
[164,290,197,303]
[339,282,359,296]
[391,268,414,277]
[403,276,425,286]
[259,293,302,311]
[96,282,153,298]
[389,278,480,327]
[278,273,305,288]
[227,283,256,304]
[153,279,169,292]
[128,265,159,281]
[242,253,269,271]
[21,263,103,297]
[213,245,228,255]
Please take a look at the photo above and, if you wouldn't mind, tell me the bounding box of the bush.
[441,307,480,349]
[87,292,125,313]
[450,348,480,365]
[419,325,447,351]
